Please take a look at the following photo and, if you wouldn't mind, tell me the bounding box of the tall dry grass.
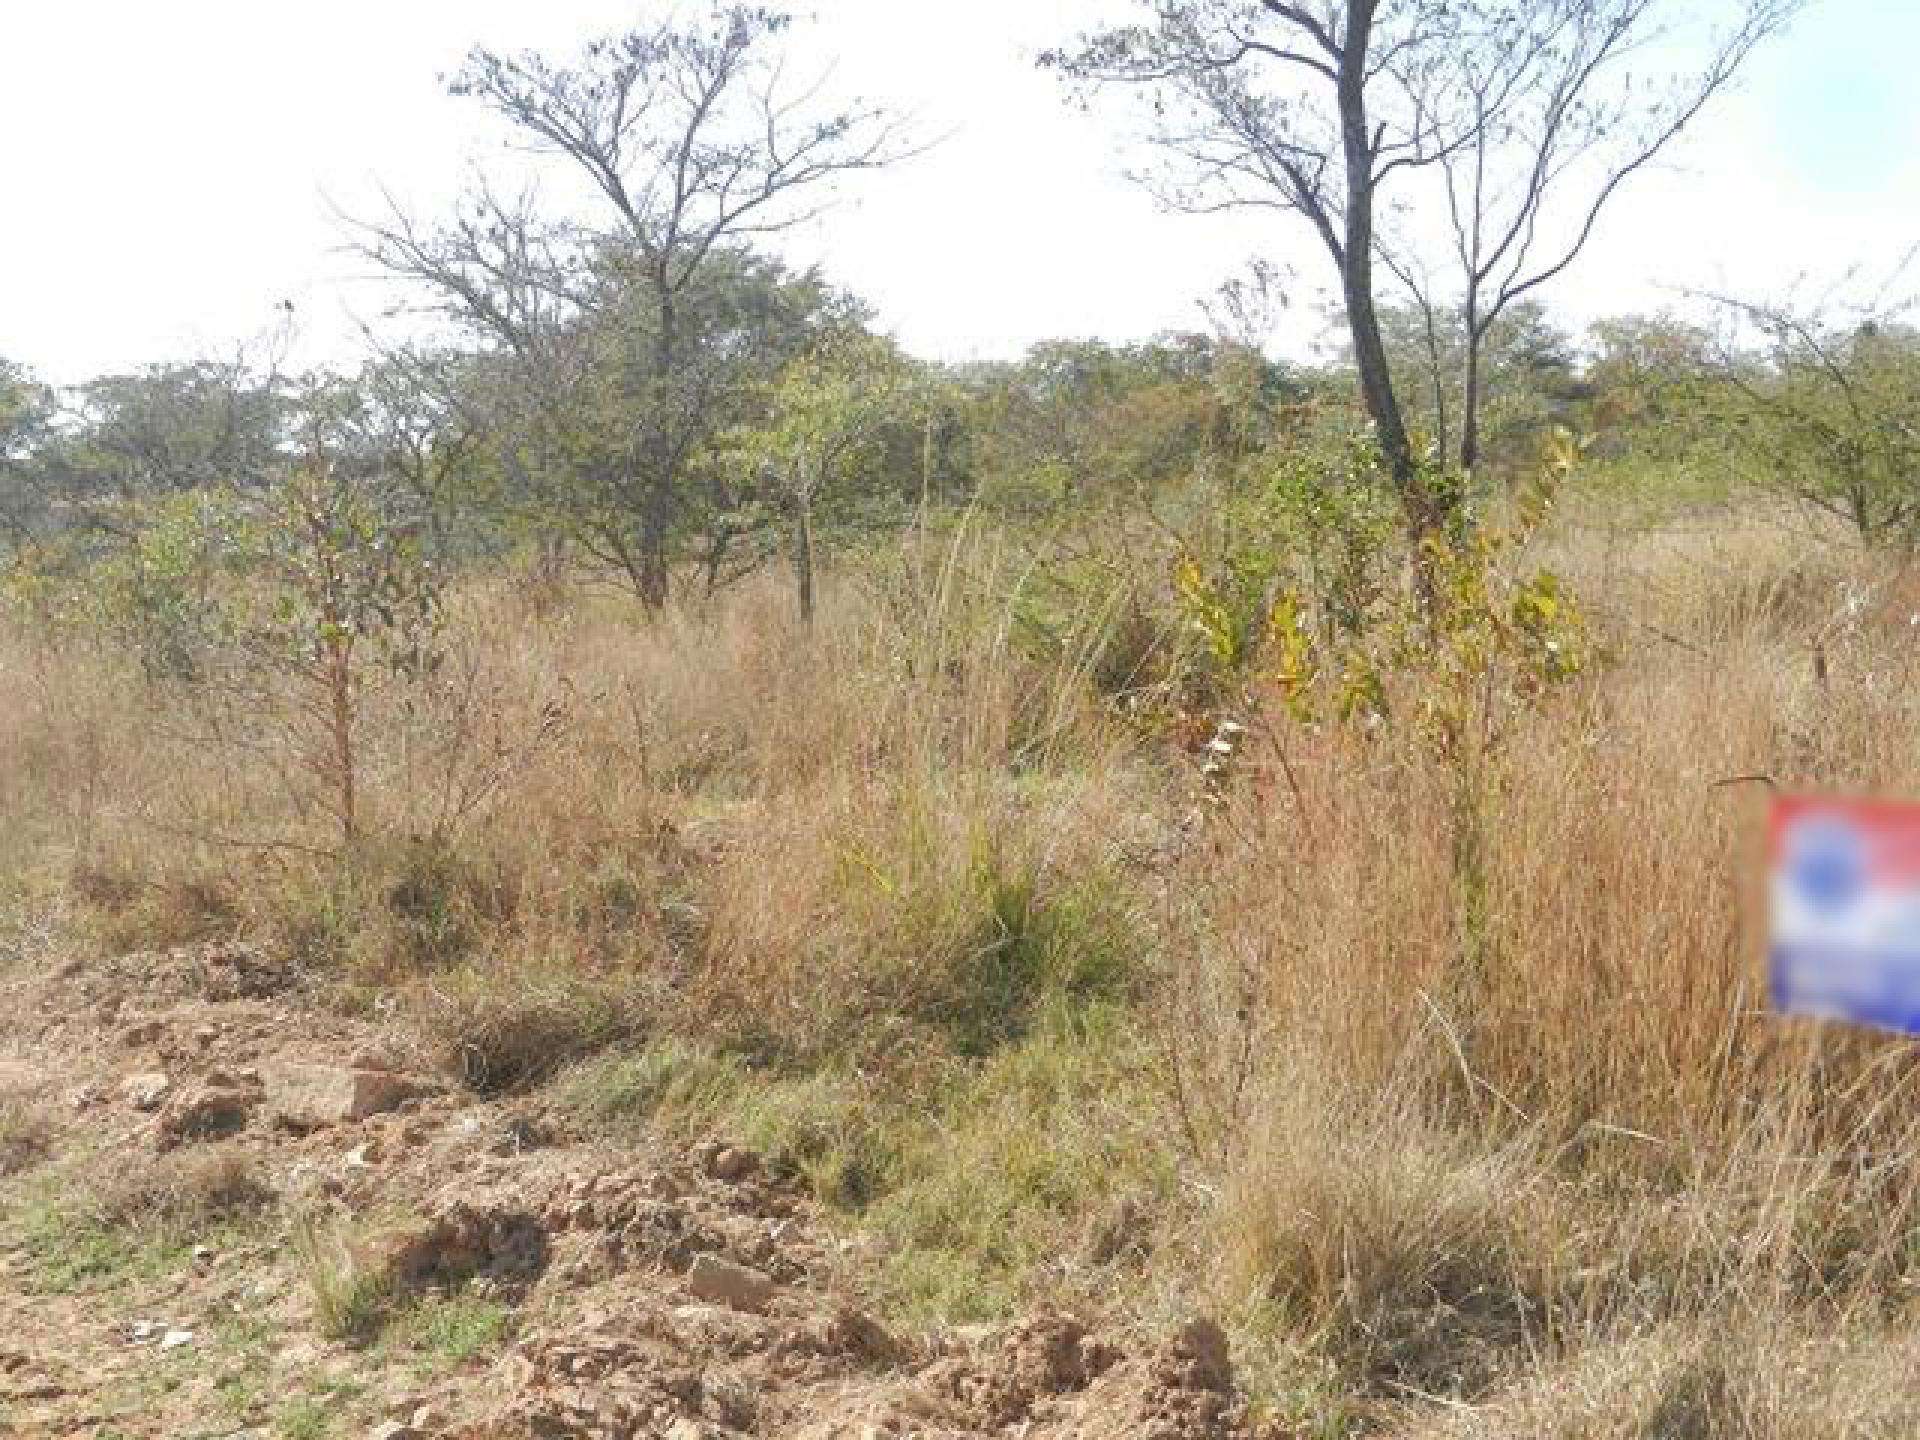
[7,508,1920,1425]
[1159,509,1920,1420]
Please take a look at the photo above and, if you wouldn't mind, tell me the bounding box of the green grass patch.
[566,1004,1175,1327]
[274,1378,368,1440]
[291,1212,392,1344]
[10,1183,191,1294]
[827,825,1146,1060]
[865,1007,1174,1325]
[387,1291,513,1366]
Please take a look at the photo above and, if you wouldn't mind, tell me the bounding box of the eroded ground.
[0,939,1264,1439]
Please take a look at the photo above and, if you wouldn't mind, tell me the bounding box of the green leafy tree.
[736,329,915,621]
[71,379,442,849]
[360,5,906,609]
[1372,299,1584,481]
[48,361,285,511]
[1706,301,1920,546]
[1583,313,1719,461]
[0,358,55,547]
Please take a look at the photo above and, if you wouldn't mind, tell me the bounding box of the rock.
[707,1145,758,1182]
[819,1304,905,1363]
[156,1085,255,1146]
[408,1404,444,1431]
[370,1423,421,1440]
[685,1253,777,1313]
[121,1071,172,1111]
[159,1328,194,1350]
[266,1062,421,1126]
[490,1114,549,1155]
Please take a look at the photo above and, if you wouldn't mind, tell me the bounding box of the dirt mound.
[0,942,1273,1439]
[374,1199,552,1291]
[69,940,302,1004]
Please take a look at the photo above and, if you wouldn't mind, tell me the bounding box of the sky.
[0,0,1915,385]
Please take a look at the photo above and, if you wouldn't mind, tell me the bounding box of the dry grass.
[90,1144,275,1233]
[0,1096,56,1175]
[8,510,1920,1424]
[291,1210,393,1343]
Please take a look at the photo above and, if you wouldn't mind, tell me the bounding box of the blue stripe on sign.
[1771,942,1920,1037]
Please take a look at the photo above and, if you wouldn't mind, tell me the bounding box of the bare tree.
[1379,0,1798,476]
[359,5,906,608]
[1049,0,1799,560]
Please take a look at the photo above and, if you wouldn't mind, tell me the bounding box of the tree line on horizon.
[2,0,1915,634]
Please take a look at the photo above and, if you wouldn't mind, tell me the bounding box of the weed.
[389,1292,512,1366]
[291,1212,392,1344]
[0,1097,55,1175]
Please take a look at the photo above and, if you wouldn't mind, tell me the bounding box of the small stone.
[121,1071,172,1111]
[266,1062,421,1126]
[685,1253,776,1313]
[370,1423,421,1440]
[193,1026,219,1047]
[156,1085,255,1147]
[408,1405,443,1431]
[159,1328,195,1350]
[707,1146,758,1182]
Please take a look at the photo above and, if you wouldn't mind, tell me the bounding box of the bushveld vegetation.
[5,2,1920,1434]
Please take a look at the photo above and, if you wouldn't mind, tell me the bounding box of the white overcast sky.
[1,0,1916,384]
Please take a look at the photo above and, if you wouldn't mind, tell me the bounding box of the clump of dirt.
[372,1199,551,1291]
[0,941,1275,1439]
[923,1310,1122,1427]
[74,940,303,1004]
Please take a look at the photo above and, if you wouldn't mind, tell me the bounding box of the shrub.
[0,1098,55,1176]
[292,1212,391,1344]
[415,962,653,1094]
[92,1146,275,1234]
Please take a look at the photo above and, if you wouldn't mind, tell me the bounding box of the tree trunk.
[636,278,679,613]
[1459,311,1485,476]
[702,522,735,597]
[1335,2,1440,585]
[637,527,671,611]
[793,472,816,626]
[324,635,357,848]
